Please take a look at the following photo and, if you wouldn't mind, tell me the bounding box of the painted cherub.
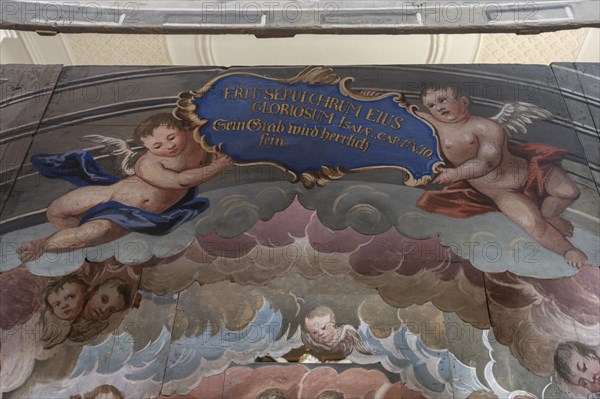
[44,274,89,321]
[256,388,287,399]
[17,113,233,262]
[316,391,345,399]
[68,277,133,343]
[301,306,371,357]
[41,276,132,349]
[0,273,90,351]
[554,341,600,398]
[70,384,124,399]
[415,84,591,269]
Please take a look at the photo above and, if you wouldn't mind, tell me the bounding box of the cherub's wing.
[80,135,139,176]
[491,102,553,137]
[341,327,374,356]
[351,334,374,355]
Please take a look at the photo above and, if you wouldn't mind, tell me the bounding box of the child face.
[47,282,86,320]
[141,124,187,157]
[422,88,470,123]
[304,314,337,347]
[94,393,120,399]
[84,285,126,321]
[567,352,600,393]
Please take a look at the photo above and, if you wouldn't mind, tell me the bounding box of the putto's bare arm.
[135,155,233,190]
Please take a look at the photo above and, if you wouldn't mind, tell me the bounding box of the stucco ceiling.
[1,28,598,65]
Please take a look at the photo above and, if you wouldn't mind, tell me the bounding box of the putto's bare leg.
[492,191,590,269]
[541,168,580,238]
[17,220,127,262]
[46,186,112,230]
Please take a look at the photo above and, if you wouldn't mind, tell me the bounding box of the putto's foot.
[547,216,574,237]
[565,248,591,269]
[17,238,48,262]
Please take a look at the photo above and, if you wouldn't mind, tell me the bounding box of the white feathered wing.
[80,134,141,176]
[491,102,553,137]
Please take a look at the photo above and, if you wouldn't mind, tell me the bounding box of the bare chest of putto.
[436,122,479,166]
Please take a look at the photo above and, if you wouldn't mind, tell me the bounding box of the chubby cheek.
[89,297,101,309]
[169,133,184,148]
[451,104,463,114]
[153,148,172,157]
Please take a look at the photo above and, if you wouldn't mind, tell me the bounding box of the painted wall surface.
[0,64,598,399]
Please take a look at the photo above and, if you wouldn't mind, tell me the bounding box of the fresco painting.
[0,64,598,398]
[156,364,429,399]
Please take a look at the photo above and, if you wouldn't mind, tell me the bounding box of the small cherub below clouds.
[70,384,124,399]
[301,306,372,357]
[554,341,600,398]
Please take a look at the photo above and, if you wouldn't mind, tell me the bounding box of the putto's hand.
[218,155,235,169]
[432,168,459,185]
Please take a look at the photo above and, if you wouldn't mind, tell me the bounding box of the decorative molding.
[577,28,600,62]
[164,35,216,65]
[18,31,71,64]
[165,35,194,64]
[12,29,597,66]
[196,35,216,65]
[19,32,48,64]
[0,30,18,41]
[427,35,445,64]
[0,30,33,64]
[164,34,481,66]
[198,35,436,65]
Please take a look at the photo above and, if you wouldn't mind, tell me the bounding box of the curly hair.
[419,83,471,107]
[316,390,345,399]
[88,277,133,310]
[554,341,598,384]
[256,388,286,399]
[69,384,123,399]
[132,113,187,145]
[44,274,89,314]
